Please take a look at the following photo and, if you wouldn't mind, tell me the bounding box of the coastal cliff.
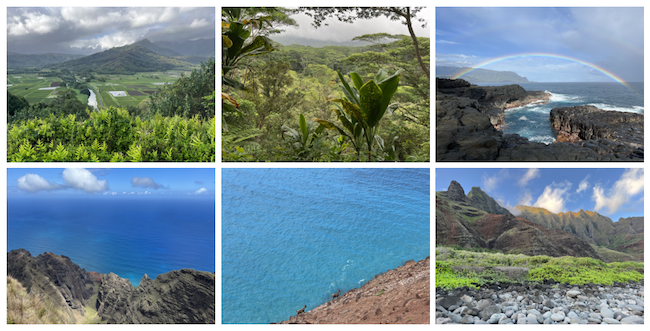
[7,249,215,324]
[281,257,430,324]
[436,78,644,161]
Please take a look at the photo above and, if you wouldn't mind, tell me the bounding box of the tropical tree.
[315,68,401,161]
[299,7,429,80]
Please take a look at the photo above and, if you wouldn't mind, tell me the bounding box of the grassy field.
[90,70,190,108]
[8,69,191,109]
[7,75,65,104]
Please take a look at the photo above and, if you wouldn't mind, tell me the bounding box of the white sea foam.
[587,103,644,114]
[528,135,556,145]
[519,116,528,121]
[549,92,583,103]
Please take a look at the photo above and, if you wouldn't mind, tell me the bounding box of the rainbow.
[452,53,632,90]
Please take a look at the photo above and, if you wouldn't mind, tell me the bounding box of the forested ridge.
[222,7,430,161]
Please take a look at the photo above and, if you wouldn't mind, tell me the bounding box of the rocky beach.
[436,279,644,324]
[436,78,644,161]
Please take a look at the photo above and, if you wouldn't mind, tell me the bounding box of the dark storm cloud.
[7,7,215,55]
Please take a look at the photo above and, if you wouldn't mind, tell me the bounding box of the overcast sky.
[7,7,215,55]
[272,7,430,46]
[7,168,215,197]
[436,168,644,222]
[436,7,643,82]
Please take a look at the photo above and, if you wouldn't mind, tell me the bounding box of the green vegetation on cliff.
[435,246,644,289]
[7,276,71,324]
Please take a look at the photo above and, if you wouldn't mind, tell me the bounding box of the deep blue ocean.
[477,82,644,144]
[222,168,430,324]
[7,196,215,287]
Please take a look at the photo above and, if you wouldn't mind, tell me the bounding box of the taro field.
[7,75,66,104]
[92,71,189,108]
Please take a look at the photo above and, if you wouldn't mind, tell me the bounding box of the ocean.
[221,168,430,324]
[478,82,644,144]
[7,196,215,287]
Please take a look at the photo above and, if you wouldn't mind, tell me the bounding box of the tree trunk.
[400,7,430,81]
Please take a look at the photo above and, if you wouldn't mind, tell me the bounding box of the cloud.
[62,168,108,193]
[518,169,540,187]
[577,175,590,193]
[482,169,508,192]
[195,188,208,195]
[519,190,533,206]
[593,169,644,214]
[131,177,165,189]
[17,174,64,193]
[533,181,572,213]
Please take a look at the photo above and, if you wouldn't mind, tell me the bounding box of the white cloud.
[131,177,164,189]
[518,169,540,187]
[17,174,62,193]
[195,188,208,195]
[593,169,644,214]
[533,181,572,213]
[62,168,108,193]
[577,175,590,193]
[482,169,508,192]
[519,190,533,206]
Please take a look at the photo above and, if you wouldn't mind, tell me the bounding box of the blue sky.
[436,168,643,222]
[7,168,215,197]
[436,7,643,82]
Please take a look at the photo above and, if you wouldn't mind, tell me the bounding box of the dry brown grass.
[6,276,71,324]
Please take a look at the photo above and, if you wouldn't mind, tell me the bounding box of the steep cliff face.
[516,206,644,261]
[466,186,512,216]
[7,249,215,324]
[281,257,429,324]
[7,249,97,322]
[96,269,216,323]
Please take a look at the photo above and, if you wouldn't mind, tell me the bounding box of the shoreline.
[280,256,430,324]
[436,78,644,161]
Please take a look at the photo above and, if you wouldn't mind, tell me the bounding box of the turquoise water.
[222,168,430,324]
[478,82,644,144]
[7,196,215,286]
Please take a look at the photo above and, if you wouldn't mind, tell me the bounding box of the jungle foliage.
[222,7,430,161]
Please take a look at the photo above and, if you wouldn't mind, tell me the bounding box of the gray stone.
[436,317,452,324]
[566,290,581,298]
[448,313,461,324]
[481,305,502,320]
[568,311,579,319]
[625,304,644,313]
[600,307,613,318]
[551,313,565,322]
[460,315,475,324]
[603,317,621,324]
[620,316,644,324]
[543,299,556,308]
[476,299,493,311]
[569,318,585,324]
[438,296,463,309]
[488,313,506,324]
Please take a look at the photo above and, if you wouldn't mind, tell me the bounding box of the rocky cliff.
[7,249,215,324]
[281,256,429,324]
[436,78,644,161]
[516,206,644,261]
[436,181,602,260]
[550,105,643,152]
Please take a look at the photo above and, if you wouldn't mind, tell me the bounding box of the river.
[88,89,98,110]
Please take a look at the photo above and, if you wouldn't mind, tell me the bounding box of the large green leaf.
[331,99,363,125]
[313,119,349,138]
[239,36,274,57]
[350,72,364,91]
[298,114,308,145]
[331,105,354,134]
[359,80,383,128]
[336,70,360,105]
[376,70,401,121]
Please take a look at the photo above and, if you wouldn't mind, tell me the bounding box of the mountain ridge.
[7,248,215,324]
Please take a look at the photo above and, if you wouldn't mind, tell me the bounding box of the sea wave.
[528,135,556,145]
[549,92,583,103]
[587,103,644,114]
